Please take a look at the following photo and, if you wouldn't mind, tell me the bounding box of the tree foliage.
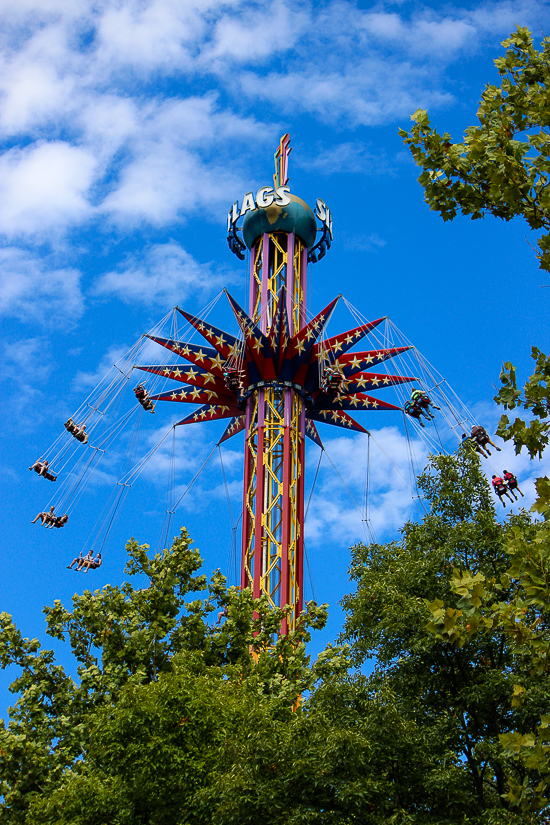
[494,347,550,458]
[342,446,547,823]
[426,354,550,816]
[400,27,550,272]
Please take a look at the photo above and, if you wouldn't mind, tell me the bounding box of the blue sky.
[2,0,550,713]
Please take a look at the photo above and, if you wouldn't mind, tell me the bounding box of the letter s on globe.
[274,186,291,207]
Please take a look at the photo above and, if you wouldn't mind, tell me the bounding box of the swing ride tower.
[134,135,416,633]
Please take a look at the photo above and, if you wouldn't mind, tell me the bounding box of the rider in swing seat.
[411,388,440,412]
[492,475,514,507]
[223,365,243,393]
[461,432,489,458]
[29,459,57,481]
[503,471,524,499]
[68,551,90,570]
[404,399,426,427]
[82,552,102,572]
[32,505,56,525]
[134,384,155,412]
[471,425,501,455]
[321,365,344,396]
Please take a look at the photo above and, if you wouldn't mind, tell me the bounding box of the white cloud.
[0,0,549,242]
[305,427,429,546]
[93,241,235,307]
[0,142,96,237]
[0,247,84,324]
[342,232,387,252]
[298,141,397,176]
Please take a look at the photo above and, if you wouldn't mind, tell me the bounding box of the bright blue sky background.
[2,0,550,716]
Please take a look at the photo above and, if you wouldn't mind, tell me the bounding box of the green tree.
[0,528,332,824]
[400,28,550,272]
[341,446,548,823]
[494,347,550,458]
[427,353,550,816]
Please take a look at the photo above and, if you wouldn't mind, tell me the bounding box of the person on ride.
[411,389,440,412]
[322,366,343,396]
[65,418,77,434]
[83,552,102,572]
[134,384,155,412]
[461,432,489,458]
[492,475,514,507]
[75,423,89,443]
[223,366,242,393]
[29,459,57,480]
[471,425,501,455]
[32,505,56,525]
[503,470,524,499]
[405,399,426,427]
[67,551,88,570]
[50,514,69,529]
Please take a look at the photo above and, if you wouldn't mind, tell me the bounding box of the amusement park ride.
[29,137,519,633]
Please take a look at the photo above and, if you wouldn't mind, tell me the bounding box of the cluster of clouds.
[1,0,548,325]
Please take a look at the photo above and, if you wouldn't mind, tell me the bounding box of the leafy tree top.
[401,27,550,272]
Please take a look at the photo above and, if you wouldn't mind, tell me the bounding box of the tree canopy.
[400,27,550,273]
[2,356,549,823]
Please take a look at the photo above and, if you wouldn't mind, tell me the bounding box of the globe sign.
[227,186,332,249]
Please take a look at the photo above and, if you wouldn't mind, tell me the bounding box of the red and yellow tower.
[138,136,413,632]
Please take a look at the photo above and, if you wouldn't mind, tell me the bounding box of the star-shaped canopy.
[135,289,416,447]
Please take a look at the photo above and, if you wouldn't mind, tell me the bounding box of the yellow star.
[197,322,205,332]
[173,368,182,378]
[364,354,374,364]
[356,375,367,389]
[306,328,315,341]
[383,377,390,385]
[162,368,171,376]
[190,387,201,400]
[193,413,199,421]
[186,367,198,380]
[345,334,354,345]
[332,340,343,353]
[354,329,363,339]
[180,346,190,357]
[371,400,379,408]
[195,349,206,362]
[205,390,216,400]
[220,405,229,413]
[349,356,361,371]
[252,336,262,353]
[216,334,227,348]
[331,411,339,421]
[350,396,359,407]
[371,377,380,386]
[179,391,187,400]
[203,372,216,385]
[228,343,240,359]
[210,406,217,415]
[171,392,177,400]
[211,354,224,370]
[362,399,370,408]
[294,338,305,355]
[200,408,207,419]
[320,410,328,419]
